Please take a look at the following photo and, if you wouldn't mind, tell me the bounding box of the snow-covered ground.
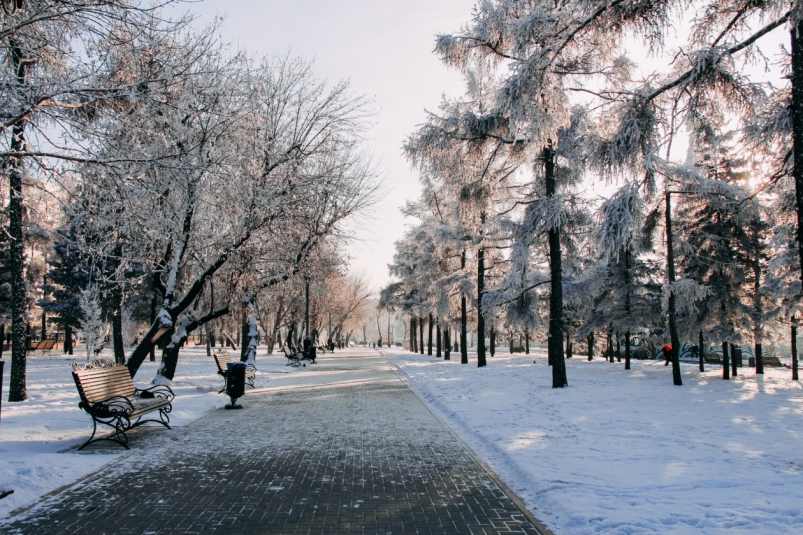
[0,345,298,517]
[381,347,803,535]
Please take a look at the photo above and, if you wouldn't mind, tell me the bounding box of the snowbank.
[381,347,803,535]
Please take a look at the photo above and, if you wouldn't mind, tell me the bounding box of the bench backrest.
[214,351,233,373]
[73,366,136,405]
[43,340,56,350]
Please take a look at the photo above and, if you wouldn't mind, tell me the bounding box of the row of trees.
[1,1,378,401]
[382,0,803,387]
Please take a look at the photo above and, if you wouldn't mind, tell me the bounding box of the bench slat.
[76,374,133,385]
[214,352,234,374]
[75,367,136,404]
[74,366,131,379]
[82,387,136,405]
[80,386,133,396]
[77,378,135,390]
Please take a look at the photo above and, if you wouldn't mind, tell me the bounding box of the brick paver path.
[5,349,542,534]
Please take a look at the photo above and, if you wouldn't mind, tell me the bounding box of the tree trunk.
[436,322,442,358]
[64,323,72,354]
[752,228,764,375]
[7,130,27,402]
[242,304,257,364]
[544,146,567,387]
[790,23,803,285]
[625,331,631,370]
[7,36,31,402]
[240,309,249,361]
[490,326,495,357]
[755,343,763,375]
[525,328,530,355]
[731,344,738,377]
[616,332,621,362]
[588,333,594,361]
[419,315,424,355]
[149,294,157,360]
[792,319,799,381]
[699,330,705,372]
[41,300,46,341]
[477,248,486,368]
[664,190,683,386]
[158,343,180,382]
[722,341,730,380]
[607,330,613,363]
[209,282,216,349]
[155,307,230,382]
[111,285,125,365]
[444,326,450,360]
[0,323,4,359]
[461,251,468,364]
[410,316,416,352]
[566,333,572,359]
[428,312,433,355]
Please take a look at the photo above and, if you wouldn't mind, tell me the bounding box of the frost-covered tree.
[78,285,103,362]
[579,184,664,369]
[1,0,209,401]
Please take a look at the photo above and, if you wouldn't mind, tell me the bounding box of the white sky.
[178,0,473,290]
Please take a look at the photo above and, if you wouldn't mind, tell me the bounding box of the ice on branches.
[662,278,710,315]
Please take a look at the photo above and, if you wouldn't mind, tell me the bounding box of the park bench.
[763,356,784,367]
[213,350,256,393]
[71,359,174,450]
[281,343,315,367]
[30,340,57,354]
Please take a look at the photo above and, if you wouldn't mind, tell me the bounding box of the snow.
[5,344,802,532]
[0,345,295,518]
[381,346,803,535]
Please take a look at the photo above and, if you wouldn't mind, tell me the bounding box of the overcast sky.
[177,0,473,290]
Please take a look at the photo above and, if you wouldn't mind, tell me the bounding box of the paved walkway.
[5,349,541,534]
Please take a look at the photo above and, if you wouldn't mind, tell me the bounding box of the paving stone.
[3,349,541,534]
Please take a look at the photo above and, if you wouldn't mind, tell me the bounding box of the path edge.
[383,355,556,535]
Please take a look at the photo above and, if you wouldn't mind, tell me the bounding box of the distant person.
[663,345,672,366]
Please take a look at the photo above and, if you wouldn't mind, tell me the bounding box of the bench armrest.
[136,384,175,401]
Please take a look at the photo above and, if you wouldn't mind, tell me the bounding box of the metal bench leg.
[78,418,100,450]
[79,416,131,450]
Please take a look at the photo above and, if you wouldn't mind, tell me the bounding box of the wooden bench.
[72,359,174,450]
[763,356,784,367]
[29,340,57,354]
[213,351,256,393]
